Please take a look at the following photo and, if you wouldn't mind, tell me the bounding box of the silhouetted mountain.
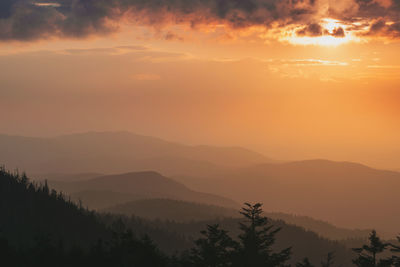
[103,198,370,241]
[49,171,238,208]
[103,199,239,222]
[0,168,191,252]
[38,172,102,181]
[69,190,146,210]
[115,216,355,266]
[0,169,107,249]
[175,159,400,237]
[0,132,270,176]
[0,168,364,266]
[265,212,370,240]
[0,167,190,266]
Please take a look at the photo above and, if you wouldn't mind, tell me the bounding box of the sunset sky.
[1,0,400,169]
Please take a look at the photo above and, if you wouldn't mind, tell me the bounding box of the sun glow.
[322,18,341,33]
[288,34,355,46]
[285,18,359,46]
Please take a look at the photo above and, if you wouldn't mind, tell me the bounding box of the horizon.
[0,130,399,171]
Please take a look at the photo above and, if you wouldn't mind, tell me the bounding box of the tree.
[352,230,392,267]
[234,203,291,267]
[321,252,335,267]
[297,258,315,267]
[0,234,16,267]
[108,229,168,267]
[191,224,237,267]
[390,235,400,267]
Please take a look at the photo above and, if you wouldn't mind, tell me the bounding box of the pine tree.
[234,203,291,267]
[321,252,335,267]
[391,235,400,267]
[296,258,315,267]
[352,230,392,267]
[191,224,237,267]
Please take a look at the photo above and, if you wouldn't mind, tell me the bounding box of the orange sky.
[1,0,400,169]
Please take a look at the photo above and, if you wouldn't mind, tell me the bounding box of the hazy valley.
[1,131,400,266]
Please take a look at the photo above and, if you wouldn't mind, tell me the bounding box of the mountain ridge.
[49,171,238,209]
[102,198,370,241]
[173,159,400,238]
[0,131,271,176]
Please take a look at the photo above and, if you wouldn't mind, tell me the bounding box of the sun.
[322,18,341,32]
[288,35,353,46]
[284,18,359,46]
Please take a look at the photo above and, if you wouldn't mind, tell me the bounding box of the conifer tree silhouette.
[390,235,400,267]
[352,230,392,267]
[296,258,315,267]
[321,252,335,267]
[190,224,237,267]
[234,203,291,267]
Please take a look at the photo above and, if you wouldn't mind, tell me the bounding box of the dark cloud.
[296,23,347,38]
[0,0,15,18]
[0,0,399,41]
[297,23,323,36]
[0,0,320,41]
[363,19,400,38]
[352,0,390,20]
[331,27,345,38]
[370,19,387,33]
[342,0,400,38]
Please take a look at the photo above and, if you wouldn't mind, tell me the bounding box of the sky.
[1,0,400,169]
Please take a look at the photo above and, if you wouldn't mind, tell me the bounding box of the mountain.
[0,132,270,176]
[0,167,191,267]
[0,169,108,249]
[264,212,370,241]
[1,167,358,266]
[48,171,238,208]
[126,216,355,266]
[38,172,102,181]
[103,198,239,222]
[103,198,369,240]
[174,159,400,238]
[69,190,146,210]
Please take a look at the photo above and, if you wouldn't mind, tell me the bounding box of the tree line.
[1,167,399,266]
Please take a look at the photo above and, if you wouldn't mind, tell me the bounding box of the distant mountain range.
[0,132,270,176]
[103,198,239,222]
[1,169,357,266]
[136,216,356,265]
[48,171,238,208]
[174,159,400,238]
[47,170,370,242]
[1,131,399,238]
[103,198,370,241]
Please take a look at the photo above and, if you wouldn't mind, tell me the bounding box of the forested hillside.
[103,198,370,241]
[103,198,238,222]
[175,160,400,236]
[0,168,180,266]
[2,168,399,266]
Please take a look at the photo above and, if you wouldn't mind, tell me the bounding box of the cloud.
[62,45,147,55]
[0,0,399,41]
[282,58,349,66]
[164,31,184,41]
[297,23,324,37]
[331,27,345,37]
[0,0,320,41]
[362,19,400,38]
